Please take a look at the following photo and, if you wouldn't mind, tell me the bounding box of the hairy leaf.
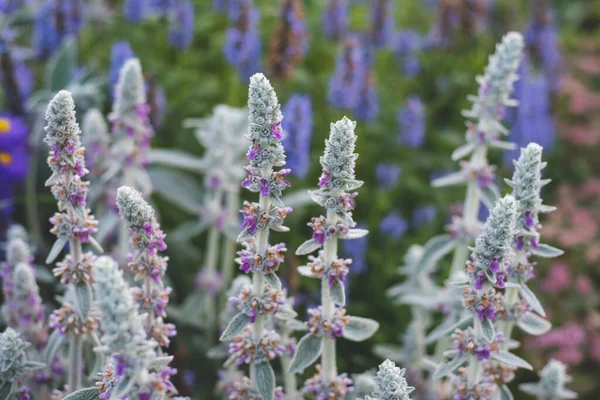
[220,313,250,341]
[492,351,533,370]
[296,239,321,255]
[62,387,100,400]
[344,316,379,342]
[44,329,65,365]
[328,279,346,306]
[432,354,468,379]
[255,362,275,400]
[75,281,92,318]
[517,311,552,336]
[288,334,322,373]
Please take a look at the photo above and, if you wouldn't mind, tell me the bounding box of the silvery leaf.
[271,196,284,208]
[147,356,174,370]
[448,280,471,288]
[478,184,500,209]
[481,318,495,343]
[275,304,297,320]
[328,279,346,306]
[344,229,368,239]
[500,385,514,400]
[220,313,250,341]
[75,281,92,318]
[343,316,379,342]
[23,361,45,371]
[517,311,551,336]
[148,149,206,171]
[149,167,203,214]
[530,243,563,258]
[432,354,468,379]
[280,190,313,208]
[538,204,557,213]
[426,315,472,345]
[255,362,275,400]
[62,387,100,400]
[0,381,11,400]
[490,140,516,151]
[171,220,207,242]
[296,239,321,255]
[416,235,457,273]
[451,142,476,161]
[431,171,466,187]
[518,283,545,317]
[297,266,316,277]
[44,329,65,365]
[237,228,254,243]
[264,273,281,290]
[492,350,533,370]
[288,334,322,373]
[373,344,405,363]
[46,236,68,264]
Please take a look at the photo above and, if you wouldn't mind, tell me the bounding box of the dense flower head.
[237,240,286,274]
[451,368,495,400]
[306,306,350,339]
[49,302,99,335]
[93,256,150,355]
[0,328,43,384]
[306,251,351,288]
[369,0,394,47]
[352,44,379,122]
[242,167,291,199]
[230,285,285,322]
[195,267,223,296]
[116,186,167,253]
[397,96,426,148]
[224,2,262,81]
[463,287,503,322]
[0,261,47,347]
[282,94,313,178]
[229,326,285,365]
[303,365,353,400]
[81,109,110,177]
[238,201,292,241]
[463,32,524,138]
[308,216,351,245]
[368,359,415,400]
[482,362,516,387]
[452,328,505,360]
[468,195,516,288]
[323,0,348,40]
[49,210,98,244]
[268,0,308,79]
[168,0,195,50]
[53,251,94,285]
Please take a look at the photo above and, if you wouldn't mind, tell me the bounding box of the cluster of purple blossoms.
[268,0,308,79]
[397,95,426,148]
[308,216,351,246]
[96,362,178,400]
[395,30,423,77]
[223,0,262,81]
[229,326,286,365]
[375,163,401,189]
[230,285,285,323]
[237,240,287,275]
[0,43,33,116]
[342,225,368,274]
[168,0,195,50]
[116,186,175,350]
[32,0,87,59]
[242,167,291,200]
[451,368,495,400]
[306,252,351,288]
[0,115,28,216]
[369,0,394,48]
[282,94,313,179]
[380,211,408,240]
[427,0,492,48]
[306,306,350,339]
[412,204,437,228]
[322,0,348,40]
[452,328,505,361]
[302,366,354,400]
[49,303,99,336]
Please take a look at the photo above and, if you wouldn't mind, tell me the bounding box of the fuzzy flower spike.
[116,186,175,351]
[220,73,296,400]
[519,359,577,399]
[44,90,102,393]
[288,117,379,399]
[0,328,45,399]
[358,359,414,400]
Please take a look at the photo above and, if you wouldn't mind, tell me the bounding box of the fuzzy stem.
[280,327,297,399]
[67,332,83,392]
[220,189,239,308]
[413,306,426,370]
[499,250,527,350]
[467,318,483,387]
[321,209,338,383]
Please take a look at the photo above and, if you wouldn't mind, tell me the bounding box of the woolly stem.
[204,190,223,344]
[467,318,483,387]
[321,209,338,383]
[499,250,527,349]
[280,327,297,399]
[220,189,239,308]
[67,332,83,392]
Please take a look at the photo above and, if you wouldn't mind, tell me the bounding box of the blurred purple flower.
[0,115,28,215]
[370,0,394,48]
[397,95,425,147]
[223,2,262,81]
[375,163,401,189]
[149,0,173,15]
[426,0,491,48]
[395,30,423,77]
[282,94,312,178]
[328,34,365,111]
[268,0,308,79]
[168,0,194,50]
[146,78,167,128]
[342,224,368,274]
[0,48,33,115]
[380,211,408,240]
[124,0,146,23]
[412,205,437,228]
[33,0,86,58]
[323,0,348,40]
[109,41,136,93]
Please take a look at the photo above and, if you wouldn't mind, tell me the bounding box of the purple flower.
[323,0,348,40]
[476,302,496,322]
[328,34,365,111]
[0,46,33,116]
[380,211,408,240]
[0,115,29,215]
[124,0,146,23]
[33,0,86,58]
[475,344,491,360]
[370,0,394,48]
[412,205,437,228]
[395,30,423,77]
[109,41,136,93]
[223,2,262,81]
[375,163,401,189]
[268,0,308,79]
[342,224,367,274]
[282,94,312,178]
[168,0,194,50]
[397,95,425,147]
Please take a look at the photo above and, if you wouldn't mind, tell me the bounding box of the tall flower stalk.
[43,90,102,393]
[288,117,379,398]
[219,73,295,400]
[115,186,176,353]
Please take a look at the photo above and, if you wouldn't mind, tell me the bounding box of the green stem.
[67,333,83,392]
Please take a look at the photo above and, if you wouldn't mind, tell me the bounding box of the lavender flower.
[328,35,365,112]
[109,41,135,93]
[124,0,146,23]
[375,163,401,189]
[168,0,194,50]
[412,205,437,228]
[0,47,33,115]
[397,96,425,148]
[380,211,408,240]
[369,0,394,48]
[322,0,348,40]
[281,94,312,178]
[342,225,368,274]
[302,366,353,400]
[32,0,87,59]
[268,0,307,79]
[395,30,423,77]
[116,186,175,350]
[223,1,262,81]
[0,114,28,215]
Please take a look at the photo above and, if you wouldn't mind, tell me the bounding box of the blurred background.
[1,0,599,398]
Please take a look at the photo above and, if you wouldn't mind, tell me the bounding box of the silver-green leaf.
[343,316,379,342]
[75,282,92,318]
[481,318,495,343]
[44,329,65,365]
[255,361,275,400]
[492,350,533,370]
[531,243,564,258]
[328,279,346,306]
[220,312,250,341]
[519,283,545,317]
[62,387,100,400]
[432,354,468,379]
[296,239,321,255]
[288,334,322,373]
[517,311,552,336]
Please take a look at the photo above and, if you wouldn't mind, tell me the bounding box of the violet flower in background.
[168,0,195,50]
[33,0,87,58]
[412,205,437,228]
[369,0,394,48]
[282,94,313,179]
[375,163,401,189]
[323,0,348,40]
[223,0,262,81]
[0,42,33,116]
[353,44,379,122]
[124,0,146,23]
[395,29,423,77]
[268,0,308,80]
[397,95,425,147]
[0,114,28,216]
[342,224,368,274]
[328,35,364,112]
[109,41,135,93]
[380,211,408,240]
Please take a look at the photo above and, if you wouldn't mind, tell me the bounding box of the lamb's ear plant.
[219,73,296,400]
[357,359,414,400]
[288,117,379,398]
[0,328,45,400]
[519,359,577,400]
[115,185,176,353]
[43,90,103,394]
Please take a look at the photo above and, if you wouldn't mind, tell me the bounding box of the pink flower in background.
[527,322,587,365]
[575,275,592,295]
[541,263,571,293]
